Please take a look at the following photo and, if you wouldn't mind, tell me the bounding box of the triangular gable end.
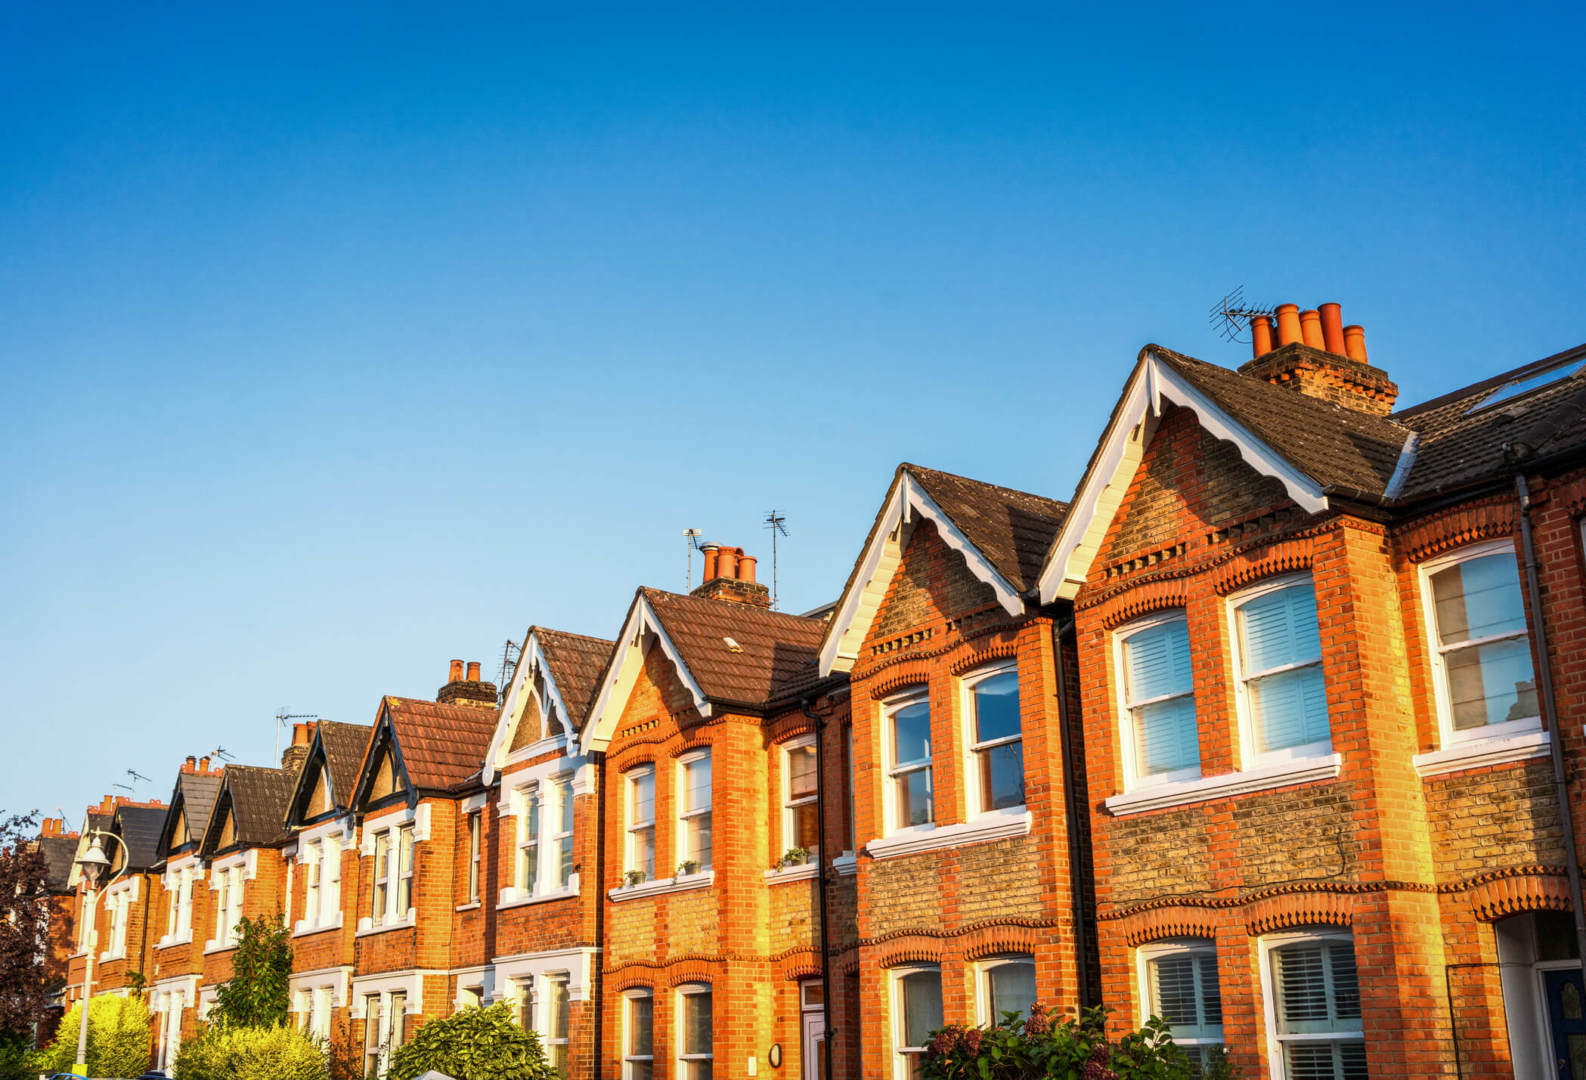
[1036,351,1329,604]
[199,786,237,858]
[580,593,710,756]
[156,785,190,859]
[483,630,576,784]
[286,735,338,829]
[818,468,1025,677]
[352,707,413,810]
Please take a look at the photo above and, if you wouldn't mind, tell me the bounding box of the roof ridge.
[640,586,828,625]
[901,461,1070,509]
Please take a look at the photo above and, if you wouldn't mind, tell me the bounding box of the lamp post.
[72,831,124,1078]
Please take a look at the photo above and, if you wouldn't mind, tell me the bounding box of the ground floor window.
[1139,940,1223,1071]
[1261,930,1365,1080]
[979,954,1037,1023]
[892,965,942,1080]
[624,989,654,1080]
[677,983,712,1080]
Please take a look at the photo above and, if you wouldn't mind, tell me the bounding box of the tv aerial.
[764,510,789,610]
[684,528,704,590]
[274,710,320,760]
[1209,285,1274,344]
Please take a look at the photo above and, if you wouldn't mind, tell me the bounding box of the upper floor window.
[623,989,654,1080]
[165,865,196,941]
[518,783,541,894]
[301,836,341,930]
[213,864,243,947]
[677,751,712,872]
[892,965,942,1080]
[978,954,1037,1023]
[466,810,482,904]
[369,823,414,924]
[676,983,713,1080]
[784,737,820,856]
[107,890,130,957]
[626,766,656,882]
[512,776,576,899]
[1231,575,1330,762]
[885,691,933,832]
[551,778,575,889]
[963,663,1025,813]
[1421,541,1539,742]
[1117,612,1200,785]
[1139,940,1223,1071]
[840,720,855,853]
[1262,931,1364,1080]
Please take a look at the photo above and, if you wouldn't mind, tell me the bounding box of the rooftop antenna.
[1209,285,1274,344]
[208,745,235,764]
[274,710,319,761]
[124,769,150,797]
[764,510,789,610]
[684,528,703,590]
[496,639,522,706]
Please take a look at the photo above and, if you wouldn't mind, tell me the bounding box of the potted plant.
[624,869,645,887]
[676,859,699,877]
[781,847,810,867]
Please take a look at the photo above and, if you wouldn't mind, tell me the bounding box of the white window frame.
[976,953,1037,1025]
[367,823,414,926]
[549,776,576,889]
[295,833,343,934]
[517,782,542,894]
[623,988,654,1080]
[960,660,1026,816]
[1418,538,1541,746]
[1228,573,1331,767]
[505,770,580,903]
[891,963,942,1080]
[676,750,712,873]
[163,861,198,945]
[1258,929,1365,1080]
[1114,610,1201,789]
[210,863,244,949]
[782,735,820,859]
[1136,939,1224,1065]
[544,972,571,1073]
[675,982,713,1078]
[883,689,933,836]
[626,765,657,882]
[466,809,482,904]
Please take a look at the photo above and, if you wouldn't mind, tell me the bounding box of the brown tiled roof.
[532,627,614,725]
[212,765,296,848]
[382,696,498,793]
[640,588,834,710]
[1149,347,1411,501]
[317,721,373,809]
[904,464,1069,592]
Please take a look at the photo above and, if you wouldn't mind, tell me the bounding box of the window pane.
[788,745,818,800]
[900,971,942,1048]
[685,756,712,814]
[1251,666,1329,752]
[1284,1041,1368,1080]
[793,802,820,849]
[629,996,653,1054]
[1200,953,1224,1026]
[1133,696,1200,776]
[1274,943,1330,1029]
[634,826,655,879]
[979,741,1025,810]
[683,990,712,1055]
[1446,636,1538,729]
[558,780,575,833]
[1239,583,1322,674]
[550,979,570,1038]
[895,768,933,828]
[631,770,655,825]
[972,672,1021,744]
[684,1063,713,1080]
[1125,620,1192,702]
[891,701,931,766]
[1328,943,1361,1020]
[688,813,713,869]
[558,835,575,886]
[526,787,541,841]
[988,961,1036,1020]
[1432,554,1527,645]
[1150,955,1201,1027]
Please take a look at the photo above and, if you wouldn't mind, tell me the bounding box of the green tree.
[33,995,152,1078]
[386,1004,555,1080]
[174,1023,329,1080]
[211,914,293,1029]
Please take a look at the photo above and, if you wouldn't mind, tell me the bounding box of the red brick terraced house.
[147,757,224,1072]
[73,800,167,1007]
[814,463,1092,1080]
[481,626,614,1077]
[344,671,498,1080]
[1035,307,1586,1078]
[281,719,374,1063]
[578,568,852,1080]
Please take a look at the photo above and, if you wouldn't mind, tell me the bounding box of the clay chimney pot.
[737,553,757,583]
[449,659,465,683]
[1344,325,1368,364]
[701,544,719,582]
[1319,303,1346,356]
[1275,304,1302,346]
[466,661,481,682]
[1250,316,1274,358]
[716,546,738,581]
[291,722,311,748]
[199,756,211,773]
[1300,309,1325,349]
[184,755,196,773]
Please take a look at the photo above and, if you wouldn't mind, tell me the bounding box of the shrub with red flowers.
[920,1004,1211,1080]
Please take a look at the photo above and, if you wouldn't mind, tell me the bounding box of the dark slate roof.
[161,770,223,855]
[533,627,615,725]
[39,836,78,892]
[1149,347,1411,501]
[215,765,296,848]
[113,805,167,871]
[317,721,373,809]
[382,697,498,792]
[641,588,832,709]
[904,464,1069,592]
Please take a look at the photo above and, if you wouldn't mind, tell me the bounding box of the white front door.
[802,1010,826,1080]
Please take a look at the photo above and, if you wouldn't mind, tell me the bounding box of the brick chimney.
[691,544,772,607]
[1241,301,1398,416]
[281,720,316,772]
[437,658,498,708]
[40,817,76,839]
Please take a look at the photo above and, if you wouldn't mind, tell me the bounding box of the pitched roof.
[903,465,1070,593]
[380,696,499,793]
[533,627,615,724]
[317,721,373,808]
[38,836,78,892]
[113,805,167,870]
[212,765,296,848]
[160,770,223,855]
[640,588,831,709]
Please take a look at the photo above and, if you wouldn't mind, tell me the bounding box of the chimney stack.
[281,720,316,772]
[183,755,197,773]
[438,658,498,709]
[1243,300,1397,416]
[689,542,773,607]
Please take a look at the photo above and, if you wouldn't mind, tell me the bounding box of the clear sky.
[4,2,1584,822]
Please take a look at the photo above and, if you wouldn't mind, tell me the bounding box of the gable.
[581,594,711,755]
[172,808,189,846]
[865,519,999,647]
[369,747,403,801]
[217,807,236,850]
[508,694,544,752]
[308,768,332,818]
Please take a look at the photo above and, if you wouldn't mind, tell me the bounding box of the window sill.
[1413,729,1550,778]
[355,911,416,937]
[455,901,481,913]
[1103,754,1343,816]
[764,862,819,884]
[156,933,193,950]
[607,870,714,902]
[831,852,858,877]
[292,912,343,937]
[497,887,579,910]
[865,808,1032,860]
[98,951,126,963]
[202,941,238,956]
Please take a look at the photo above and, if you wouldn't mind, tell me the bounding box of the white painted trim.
[349,971,437,1017]
[865,808,1031,860]
[582,593,712,755]
[288,965,353,1008]
[819,471,1024,677]
[497,884,579,911]
[1038,354,1328,603]
[293,815,355,854]
[1383,431,1420,500]
[355,908,416,936]
[492,946,599,1005]
[461,791,488,814]
[608,869,715,902]
[291,911,344,937]
[1257,929,1362,1080]
[830,852,858,877]
[1413,729,1551,777]
[485,630,578,785]
[764,862,819,884]
[1103,754,1343,816]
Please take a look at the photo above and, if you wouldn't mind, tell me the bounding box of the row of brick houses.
[43,306,1586,1078]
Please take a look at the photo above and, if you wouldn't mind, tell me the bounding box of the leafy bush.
[921,1005,1214,1080]
[174,1023,329,1080]
[34,994,152,1078]
[0,1035,42,1080]
[386,1003,554,1080]
[211,914,294,1029]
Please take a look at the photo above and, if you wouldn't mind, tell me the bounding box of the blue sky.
[4,2,1584,821]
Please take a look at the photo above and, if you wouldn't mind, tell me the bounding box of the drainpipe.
[1513,471,1586,983]
[1050,616,1095,1010]
[799,696,836,1080]
[591,749,607,1080]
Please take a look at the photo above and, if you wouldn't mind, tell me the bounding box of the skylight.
[1468,356,1586,414]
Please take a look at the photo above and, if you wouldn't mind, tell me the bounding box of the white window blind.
[1236,579,1329,756]
[1120,615,1199,780]
[1145,943,1223,1069]
[1270,938,1365,1080]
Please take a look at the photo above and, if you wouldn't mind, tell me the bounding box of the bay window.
[546,974,570,1076]
[369,822,415,924]
[885,691,933,832]
[964,664,1025,813]
[301,836,341,930]
[1232,575,1330,761]
[518,784,541,894]
[627,766,656,882]
[1261,931,1365,1080]
[1117,611,1200,785]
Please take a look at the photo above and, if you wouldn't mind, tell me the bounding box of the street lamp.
[72,831,124,1078]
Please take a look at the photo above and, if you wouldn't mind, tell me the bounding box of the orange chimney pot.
[717,546,738,581]
[291,722,311,747]
[1299,309,1324,349]
[1250,316,1274,358]
[466,660,481,682]
[1319,303,1346,355]
[199,756,211,772]
[184,755,196,773]
[1275,304,1302,346]
[701,545,720,582]
[737,553,757,583]
[1343,325,1368,364]
[449,659,465,683]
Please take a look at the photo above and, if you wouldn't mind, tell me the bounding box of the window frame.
[1228,573,1332,767]
[891,963,942,1080]
[517,782,541,894]
[782,734,821,859]
[676,750,712,873]
[1418,539,1542,746]
[1136,939,1224,1065]
[368,823,414,925]
[1114,610,1202,789]
[622,988,654,1080]
[545,972,571,1074]
[466,810,482,904]
[960,660,1026,816]
[883,688,934,836]
[675,982,713,1079]
[626,765,657,882]
[1257,929,1365,1080]
[362,993,384,1079]
[976,953,1038,1025]
[550,776,576,889]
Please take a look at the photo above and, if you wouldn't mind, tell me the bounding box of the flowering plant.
[920,1005,1209,1080]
